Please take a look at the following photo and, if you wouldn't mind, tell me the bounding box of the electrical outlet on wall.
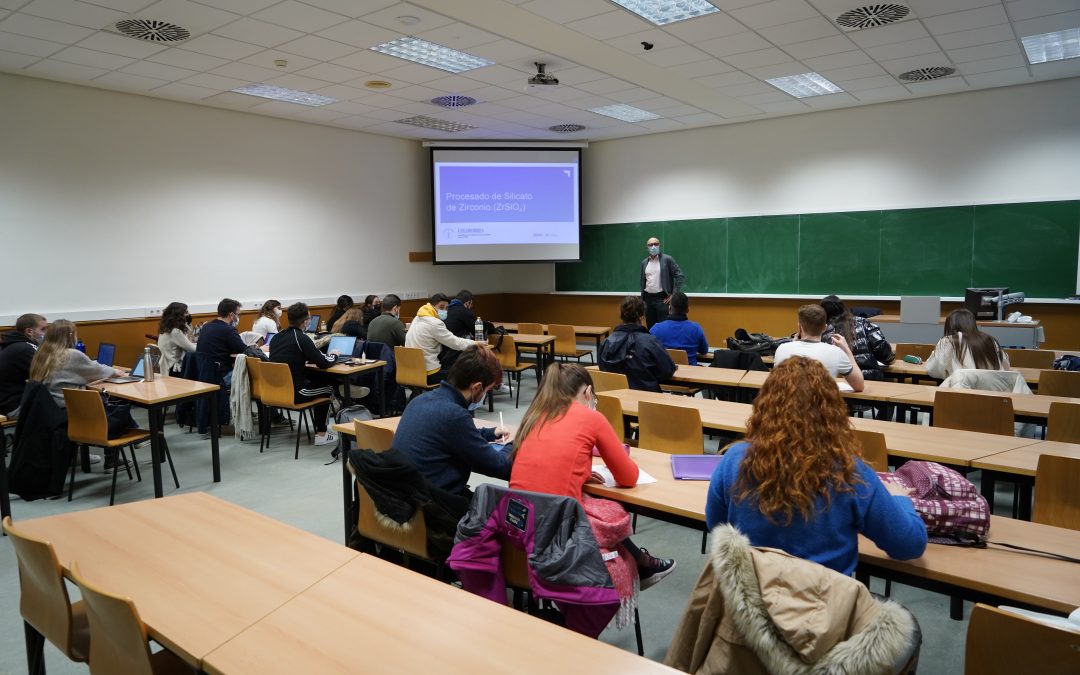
[400,291,427,301]
[146,307,163,317]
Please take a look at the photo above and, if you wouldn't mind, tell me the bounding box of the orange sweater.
[510,402,639,502]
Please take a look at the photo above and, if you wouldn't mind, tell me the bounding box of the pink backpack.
[877,461,990,545]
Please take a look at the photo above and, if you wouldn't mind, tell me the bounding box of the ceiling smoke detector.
[835,4,910,30]
[114,18,191,43]
[527,62,559,87]
[431,94,477,108]
[898,66,956,81]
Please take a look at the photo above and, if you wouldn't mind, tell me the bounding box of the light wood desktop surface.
[94,375,219,405]
[890,388,1080,419]
[585,447,709,524]
[971,440,1080,476]
[668,364,749,387]
[606,388,753,433]
[737,372,930,403]
[15,492,357,668]
[203,555,677,675]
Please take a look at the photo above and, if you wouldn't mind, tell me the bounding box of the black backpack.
[1053,355,1080,371]
[725,328,791,357]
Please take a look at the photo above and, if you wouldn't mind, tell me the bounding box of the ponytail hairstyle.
[29,319,77,383]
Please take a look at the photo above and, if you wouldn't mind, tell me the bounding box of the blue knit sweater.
[649,314,709,365]
[706,442,927,575]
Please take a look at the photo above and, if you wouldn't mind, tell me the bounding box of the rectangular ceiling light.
[395,115,477,132]
[371,36,495,73]
[766,72,843,98]
[231,83,338,106]
[589,103,660,122]
[1021,28,1080,64]
[609,0,719,26]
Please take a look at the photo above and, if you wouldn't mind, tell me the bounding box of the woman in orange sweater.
[510,363,675,589]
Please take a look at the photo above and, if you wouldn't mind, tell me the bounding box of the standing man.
[640,236,684,330]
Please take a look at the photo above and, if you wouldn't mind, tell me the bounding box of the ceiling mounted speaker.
[898,66,957,82]
[835,4,910,29]
[114,19,191,43]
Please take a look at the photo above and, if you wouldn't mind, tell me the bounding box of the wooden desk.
[669,364,747,388]
[738,373,929,406]
[16,493,357,669]
[890,388,1080,421]
[606,389,753,433]
[971,440,1080,520]
[585,447,708,528]
[309,359,386,414]
[95,376,221,498]
[874,315,1043,349]
[884,361,1046,387]
[513,333,556,372]
[495,322,611,351]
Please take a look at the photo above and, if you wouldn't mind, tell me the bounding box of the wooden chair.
[2,516,90,672]
[964,603,1080,675]
[549,324,593,364]
[590,369,629,393]
[595,393,635,445]
[64,388,164,506]
[517,322,543,336]
[489,333,536,408]
[1033,455,1080,531]
[661,349,703,397]
[245,358,275,451]
[855,429,889,472]
[933,390,1014,436]
[257,362,330,459]
[354,420,394,453]
[394,346,439,401]
[1037,370,1080,398]
[356,481,433,569]
[1004,349,1055,370]
[895,343,933,361]
[69,562,191,675]
[1047,402,1080,443]
[637,401,704,454]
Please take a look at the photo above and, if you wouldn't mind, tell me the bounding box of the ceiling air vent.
[549,124,585,133]
[114,19,191,43]
[835,4,910,29]
[898,66,956,82]
[431,94,477,108]
[395,115,476,132]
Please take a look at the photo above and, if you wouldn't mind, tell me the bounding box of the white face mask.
[231,315,239,328]
[437,309,448,320]
[274,308,282,318]
[648,245,660,256]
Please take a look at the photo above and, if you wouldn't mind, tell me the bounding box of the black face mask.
[184,314,192,325]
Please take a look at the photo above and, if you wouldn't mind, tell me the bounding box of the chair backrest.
[964,603,1080,675]
[258,362,298,408]
[1038,370,1080,398]
[666,348,690,365]
[354,420,394,452]
[489,333,521,369]
[1033,455,1080,531]
[896,343,933,360]
[517,322,543,336]
[355,481,429,558]
[245,357,264,401]
[855,429,889,472]
[69,562,157,675]
[933,390,1014,436]
[500,541,531,589]
[590,370,629,393]
[1047,401,1080,443]
[548,324,578,355]
[63,388,109,446]
[394,346,431,388]
[1004,349,1055,370]
[594,394,625,441]
[2,517,82,660]
[638,401,703,454]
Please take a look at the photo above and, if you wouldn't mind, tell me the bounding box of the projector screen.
[431,147,581,263]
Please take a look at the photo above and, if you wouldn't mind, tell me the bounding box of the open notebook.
[590,465,657,488]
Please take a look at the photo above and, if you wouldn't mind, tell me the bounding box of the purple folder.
[670,455,724,480]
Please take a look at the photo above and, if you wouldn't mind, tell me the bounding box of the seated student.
[195,298,248,387]
[649,291,709,365]
[365,293,406,347]
[510,363,676,589]
[926,308,1010,380]
[157,302,196,375]
[331,307,365,336]
[361,295,382,327]
[269,302,341,447]
[394,346,511,498]
[706,356,927,575]
[443,290,488,339]
[774,304,864,392]
[598,295,676,392]
[326,295,354,335]
[0,312,47,416]
[29,320,127,409]
[251,300,282,340]
[821,295,894,381]
[405,293,477,384]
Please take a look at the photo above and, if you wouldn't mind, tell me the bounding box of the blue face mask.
[437,309,448,320]
[648,245,660,256]
[466,401,481,412]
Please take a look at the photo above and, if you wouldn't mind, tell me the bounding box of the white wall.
[584,77,1080,226]
[0,73,548,320]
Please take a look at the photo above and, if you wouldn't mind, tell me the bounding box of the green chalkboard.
[555,200,1080,298]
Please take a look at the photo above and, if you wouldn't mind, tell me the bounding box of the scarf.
[582,495,638,629]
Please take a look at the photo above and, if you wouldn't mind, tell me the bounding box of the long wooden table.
[16,493,358,669]
[890,387,1080,421]
[202,554,677,675]
[495,322,611,351]
[970,439,1080,520]
[513,333,557,372]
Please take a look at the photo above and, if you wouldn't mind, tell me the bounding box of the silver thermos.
[143,346,155,382]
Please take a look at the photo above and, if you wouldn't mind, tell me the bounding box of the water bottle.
[143,346,155,382]
[75,339,86,353]
[474,317,484,341]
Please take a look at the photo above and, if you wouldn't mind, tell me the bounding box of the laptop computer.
[327,336,356,364]
[306,314,321,333]
[670,454,724,480]
[105,357,145,384]
[264,332,276,346]
[96,342,116,367]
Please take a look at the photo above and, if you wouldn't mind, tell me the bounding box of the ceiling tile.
[0,50,39,68]
[949,40,1022,63]
[605,27,673,54]
[802,49,873,70]
[738,90,792,104]
[744,60,809,79]
[390,83,441,101]
[1006,0,1080,22]
[673,112,725,126]
[180,72,247,89]
[93,70,168,90]
[668,58,735,78]
[758,16,841,45]
[20,0,124,29]
[77,30,166,57]
[358,3,454,32]
[458,84,521,101]
[695,70,757,88]
[566,10,651,40]
[311,83,368,100]
[182,33,264,59]
[878,52,954,75]
[196,0,279,13]
[723,46,793,68]
[240,49,319,72]
[299,0,396,18]
[420,74,487,92]
[631,118,686,131]
[212,18,304,48]
[518,0,611,23]
[838,73,901,90]
[265,72,334,91]
[147,46,227,70]
[278,34,357,61]
[0,12,94,43]
[819,62,888,81]
[753,98,809,113]
[606,86,663,103]
[248,99,306,115]
[720,81,777,96]
[252,0,349,33]
[150,80,217,99]
[696,31,772,58]
[119,59,193,80]
[729,0,821,29]
[923,5,1010,35]
[958,53,1027,73]
[415,21,501,50]
[211,60,281,82]
[783,34,857,59]
[70,0,153,10]
[315,19,400,48]
[332,47,401,72]
[935,23,1017,50]
[864,37,942,61]
[52,44,132,69]
[904,77,969,94]
[322,99,378,115]
[848,20,932,48]
[904,0,1000,18]
[133,0,240,34]
[351,91,410,108]
[1012,10,1080,36]
[850,85,909,101]
[466,38,542,63]
[640,44,711,67]
[294,61,365,83]
[27,56,107,79]
[661,11,748,42]
[800,91,858,107]
[380,62,451,83]
[554,65,609,84]
[1029,57,1080,78]
[963,66,1033,87]
[465,63,528,84]
[0,0,30,7]
[0,29,64,56]
[291,107,351,122]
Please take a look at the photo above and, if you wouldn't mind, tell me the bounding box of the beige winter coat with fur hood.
[665,525,916,675]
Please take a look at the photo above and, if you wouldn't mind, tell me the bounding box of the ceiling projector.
[527,62,558,87]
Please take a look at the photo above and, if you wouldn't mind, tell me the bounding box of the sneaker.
[637,549,676,590]
[103,456,130,471]
[314,429,338,447]
[87,453,103,465]
[496,383,511,394]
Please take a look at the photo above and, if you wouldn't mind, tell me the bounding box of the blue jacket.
[598,324,676,393]
[706,442,927,576]
[649,314,709,365]
[393,382,512,496]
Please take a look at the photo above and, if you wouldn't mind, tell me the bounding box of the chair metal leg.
[295,410,304,460]
[950,596,964,620]
[515,371,522,408]
[109,449,124,506]
[67,452,77,502]
[701,528,707,554]
[633,607,644,656]
[25,621,46,675]
[129,446,142,482]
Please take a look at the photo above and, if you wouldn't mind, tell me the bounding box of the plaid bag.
[877,461,990,545]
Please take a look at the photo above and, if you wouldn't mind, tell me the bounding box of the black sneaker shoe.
[637,549,676,590]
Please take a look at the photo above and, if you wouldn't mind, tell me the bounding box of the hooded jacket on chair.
[665,525,917,675]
